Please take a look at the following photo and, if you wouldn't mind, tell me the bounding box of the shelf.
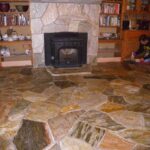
[124,10,150,15]
[1,60,32,67]
[99,26,120,28]
[0,25,30,27]
[0,0,29,2]
[99,39,121,43]
[0,40,32,46]
[0,12,29,15]
[102,0,122,3]
[100,13,120,16]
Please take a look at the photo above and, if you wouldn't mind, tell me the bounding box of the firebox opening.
[44,32,88,68]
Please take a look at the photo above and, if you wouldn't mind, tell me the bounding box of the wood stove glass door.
[59,48,78,67]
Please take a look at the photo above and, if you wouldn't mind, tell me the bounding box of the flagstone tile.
[133,145,150,150]
[143,114,150,129]
[127,104,150,114]
[60,136,93,150]
[99,131,135,150]
[110,110,145,129]
[0,101,16,124]
[100,102,126,113]
[124,93,150,105]
[50,143,61,150]
[119,129,150,146]
[108,95,127,105]
[79,110,125,131]
[25,102,60,122]
[14,119,52,150]
[22,91,49,102]
[69,121,105,147]
[48,110,84,141]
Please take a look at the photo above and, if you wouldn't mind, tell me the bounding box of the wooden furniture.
[0,0,32,67]
[98,0,123,61]
[121,30,150,60]
[121,0,150,60]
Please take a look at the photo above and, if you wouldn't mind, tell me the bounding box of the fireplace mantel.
[31,0,102,4]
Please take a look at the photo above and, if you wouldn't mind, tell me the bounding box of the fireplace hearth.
[44,32,87,68]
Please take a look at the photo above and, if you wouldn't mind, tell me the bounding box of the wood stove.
[44,32,87,67]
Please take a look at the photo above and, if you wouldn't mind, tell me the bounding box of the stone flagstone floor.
[0,62,150,150]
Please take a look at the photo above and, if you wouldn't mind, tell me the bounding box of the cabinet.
[121,0,150,60]
[98,0,123,61]
[0,0,32,67]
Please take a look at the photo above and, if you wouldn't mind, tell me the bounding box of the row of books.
[0,14,30,26]
[101,3,120,14]
[99,16,120,26]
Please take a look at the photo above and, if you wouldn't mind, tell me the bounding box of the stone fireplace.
[30,0,101,67]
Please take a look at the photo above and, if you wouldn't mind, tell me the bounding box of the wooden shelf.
[0,12,29,15]
[0,25,30,27]
[99,39,121,43]
[0,0,29,2]
[0,40,32,46]
[100,13,120,16]
[124,10,150,15]
[1,60,32,67]
[99,25,120,28]
[102,0,122,3]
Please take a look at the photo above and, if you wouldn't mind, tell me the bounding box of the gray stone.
[43,23,68,33]
[108,95,127,105]
[70,121,105,146]
[30,3,48,18]
[42,4,58,25]
[32,34,44,53]
[79,110,125,131]
[14,119,52,150]
[32,53,45,67]
[31,19,43,34]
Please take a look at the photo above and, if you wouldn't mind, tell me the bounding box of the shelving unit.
[121,0,150,60]
[97,0,123,62]
[0,0,32,67]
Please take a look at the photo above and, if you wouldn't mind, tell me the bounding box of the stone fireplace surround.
[30,0,101,67]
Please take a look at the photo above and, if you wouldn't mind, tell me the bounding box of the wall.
[30,3,100,67]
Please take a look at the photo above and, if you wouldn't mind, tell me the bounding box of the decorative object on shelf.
[2,33,8,41]
[101,2,120,14]
[127,0,136,10]
[0,46,10,57]
[15,5,29,12]
[0,13,30,26]
[99,15,120,26]
[0,3,10,12]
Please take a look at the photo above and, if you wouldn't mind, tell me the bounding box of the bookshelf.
[0,0,32,67]
[121,0,150,61]
[98,0,123,60]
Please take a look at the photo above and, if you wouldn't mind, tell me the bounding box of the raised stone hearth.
[30,2,100,67]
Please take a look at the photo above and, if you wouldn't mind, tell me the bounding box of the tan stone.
[60,136,93,150]
[119,129,150,146]
[22,91,48,102]
[25,102,60,122]
[48,110,84,141]
[99,131,135,150]
[100,102,126,113]
[0,101,15,124]
[60,104,81,113]
[110,110,145,129]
